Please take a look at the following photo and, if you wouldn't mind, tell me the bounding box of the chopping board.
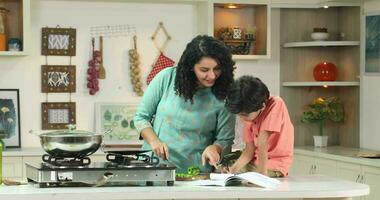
[175,173,209,181]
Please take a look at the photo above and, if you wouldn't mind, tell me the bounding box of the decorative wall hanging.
[41,26,77,130]
[0,89,21,148]
[95,102,142,145]
[42,102,76,130]
[41,65,76,93]
[41,27,76,56]
[129,35,144,96]
[146,22,175,85]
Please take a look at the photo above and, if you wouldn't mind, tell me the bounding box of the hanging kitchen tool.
[146,22,175,85]
[98,36,106,79]
[128,35,144,96]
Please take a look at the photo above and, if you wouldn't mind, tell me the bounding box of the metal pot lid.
[40,124,99,137]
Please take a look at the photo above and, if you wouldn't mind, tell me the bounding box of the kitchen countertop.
[295,146,380,167]
[0,175,369,200]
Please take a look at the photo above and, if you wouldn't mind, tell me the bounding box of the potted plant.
[245,26,256,40]
[301,97,344,147]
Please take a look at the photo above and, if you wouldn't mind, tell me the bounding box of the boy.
[224,75,294,177]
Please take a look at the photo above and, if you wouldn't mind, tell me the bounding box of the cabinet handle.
[356,174,360,182]
[309,165,314,174]
[360,175,364,183]
[313,165,317,174]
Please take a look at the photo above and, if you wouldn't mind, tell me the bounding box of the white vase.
[313,135,328,147]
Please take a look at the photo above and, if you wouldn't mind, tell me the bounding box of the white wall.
[361,0,380,150]
[0,0,280,147]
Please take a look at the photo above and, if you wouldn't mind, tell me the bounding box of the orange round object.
[313,62,337,81]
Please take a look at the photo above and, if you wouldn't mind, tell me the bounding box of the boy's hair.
[225,75,270,114]
[175,35,235,102]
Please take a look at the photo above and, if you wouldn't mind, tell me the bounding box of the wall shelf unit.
[0,0,30,56]
[212,1,270,60]
[279,6,361,148]
[282,81,360,87]
[283,41,360,48]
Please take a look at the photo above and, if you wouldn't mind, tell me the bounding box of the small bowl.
[311,32,329,41]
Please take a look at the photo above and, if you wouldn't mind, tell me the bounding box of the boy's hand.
[201,144,221,167]
[150,139,169,160]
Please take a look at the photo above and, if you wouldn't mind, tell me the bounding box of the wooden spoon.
[98,36,106,79]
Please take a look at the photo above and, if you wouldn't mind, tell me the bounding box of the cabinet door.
[336,162,362,200]
[314,157,337,177]
[336,161,361,182]
[290,154,314,176]
[2,157,23,179]
[362,165,380,200]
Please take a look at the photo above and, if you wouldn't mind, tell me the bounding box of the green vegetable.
[176,166,200,178]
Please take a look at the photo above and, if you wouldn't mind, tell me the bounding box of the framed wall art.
[41,65,76,93]
[0,89,21,148]
[95,102,143,145]
[42,102,76,130]
[41,27,76,56]
[365,13,380,74]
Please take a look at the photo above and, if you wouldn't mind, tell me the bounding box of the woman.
[133,35,236,173]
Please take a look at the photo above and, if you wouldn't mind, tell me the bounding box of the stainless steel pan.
[31,125,111,158]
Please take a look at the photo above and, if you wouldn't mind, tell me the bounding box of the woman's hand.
[150,139,169,160]
[201,144,222,167]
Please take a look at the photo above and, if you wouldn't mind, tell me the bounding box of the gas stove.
[26,152,176,188]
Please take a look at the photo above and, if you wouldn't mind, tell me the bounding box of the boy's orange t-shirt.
[243,96,294,176]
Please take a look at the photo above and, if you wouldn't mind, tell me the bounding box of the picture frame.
[42,102,76,130]
[41,65,76,93]
[365,12,380,74]
[95,102,143,145]
[41,27,76,56]
[0,89,21,148]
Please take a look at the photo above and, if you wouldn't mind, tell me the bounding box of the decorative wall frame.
[41,27,76,56]
[42,102,76,130]
[41,65,76,93]
[0,89,21,148]
[95,102,143,145]
[365,12,380,74]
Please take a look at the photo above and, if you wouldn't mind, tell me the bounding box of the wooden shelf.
[0,51,28,56]
[283,41,360,48]
[213,2,269,59]
[282,81,360,87]
[233,54,270,60]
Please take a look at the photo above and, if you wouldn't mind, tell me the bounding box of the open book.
[187,172,281,189]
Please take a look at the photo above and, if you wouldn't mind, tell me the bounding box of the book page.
[235,172,281,189]
[209,173,234,181]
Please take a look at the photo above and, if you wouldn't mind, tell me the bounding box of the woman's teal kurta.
[133,67,235,173]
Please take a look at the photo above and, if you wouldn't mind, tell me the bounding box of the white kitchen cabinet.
[336,161,362,182]
[290,154,336,177]
[290,154,315,175]
[362,166,380,200]
[2,157,23,179]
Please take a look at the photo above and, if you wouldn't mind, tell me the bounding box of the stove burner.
[42,154,91,167]
[106,152,159,166]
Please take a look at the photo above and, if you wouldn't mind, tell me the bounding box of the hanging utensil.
[98,36,106,79]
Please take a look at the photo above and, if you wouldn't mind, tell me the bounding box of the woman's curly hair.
[175,35,235,102]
